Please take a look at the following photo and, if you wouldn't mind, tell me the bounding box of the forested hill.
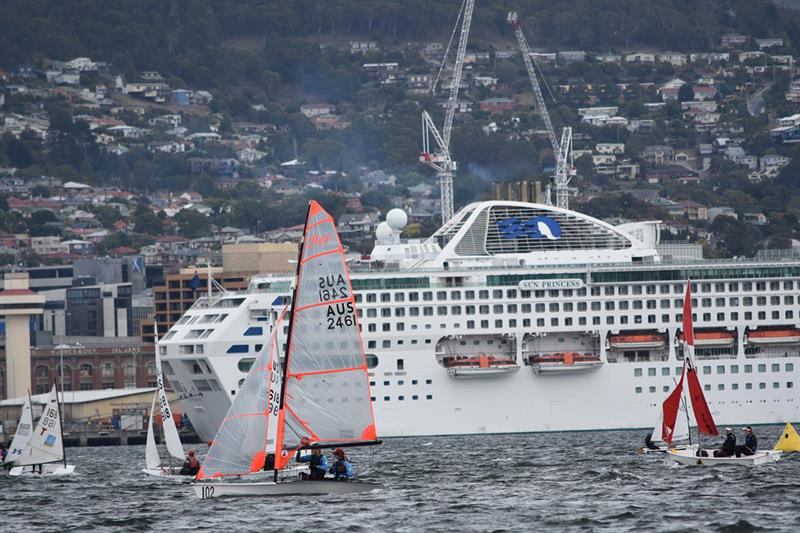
[2,0,798,88]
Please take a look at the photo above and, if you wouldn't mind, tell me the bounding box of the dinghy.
[663,284,780,467]
[194,201,381,498]
[142,322,187,477]
[7,385,76,477]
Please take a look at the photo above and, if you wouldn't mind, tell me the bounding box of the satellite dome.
[386,208,408,230]
[375,222,393,241]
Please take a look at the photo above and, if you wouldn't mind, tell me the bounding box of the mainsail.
[196,306,286,479]
[681,281,719,437]
[145,393,161,470]
[154,322,184,461]
[6,394,34,464]
[15,385,64,467]
[275,200,378,469]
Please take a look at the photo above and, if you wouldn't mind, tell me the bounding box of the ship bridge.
[426,201,659,268]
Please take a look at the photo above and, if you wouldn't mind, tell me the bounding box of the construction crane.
[508,11,575,210]
[420,0,474,224]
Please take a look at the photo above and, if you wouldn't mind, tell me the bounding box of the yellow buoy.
[773,422,800,452]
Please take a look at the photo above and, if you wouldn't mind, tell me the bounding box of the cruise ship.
[160,200,800,442]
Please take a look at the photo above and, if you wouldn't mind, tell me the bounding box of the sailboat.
[142,321,187,477]
[665,283,781,466]
[193,200,381,498]
[7,384,76,476]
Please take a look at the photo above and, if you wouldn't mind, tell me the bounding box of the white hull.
[8,464,76,477]
[667,448,782,466]
[609,341,665,350]
[194,479,380,499]
[142,466,193,478]
[748,337,800,345]
[533,363,603,374]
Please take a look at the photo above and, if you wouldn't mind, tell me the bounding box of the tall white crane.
[508,11,575,210]
[420,0,474,224]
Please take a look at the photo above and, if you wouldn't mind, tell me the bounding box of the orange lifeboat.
[443,355,520,379]
[678,330,736,347]
[747,328,800,345]
[608,333,666,350]
[527,352,603,374]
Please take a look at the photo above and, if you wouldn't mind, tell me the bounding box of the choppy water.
[2,426,798,532]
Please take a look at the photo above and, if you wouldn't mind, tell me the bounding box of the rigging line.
[432,0,466,94]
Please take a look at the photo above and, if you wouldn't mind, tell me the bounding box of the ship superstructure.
[161,201,800,441]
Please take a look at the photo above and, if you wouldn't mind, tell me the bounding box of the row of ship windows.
[370,395,432,402]
[635,363,795,377]
[358,310,794,337]
[357,298,795,317]
[635,382,794,394]
[354,281,797,304]
[368,379,433,387]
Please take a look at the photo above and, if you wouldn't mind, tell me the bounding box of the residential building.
[642,145,675,164]
[721,33,748,47]
[491,180,544,204]
[595,143,625,155]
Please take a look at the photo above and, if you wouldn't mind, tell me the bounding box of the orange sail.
[275,200,379,470]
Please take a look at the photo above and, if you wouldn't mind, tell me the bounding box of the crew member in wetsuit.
[329,448,353,481]
[180,449,200,475]
[713,428,736,457]
[644,432,659,450]
[263,453,276,471]
[296,448,328,480]
[736,426,757,457]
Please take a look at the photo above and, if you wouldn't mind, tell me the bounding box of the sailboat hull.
[142,466,193,478]
[8,464,76,477]
[667,448,781,466]
[193,479,381,499]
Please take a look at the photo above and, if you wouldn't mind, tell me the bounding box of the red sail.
[682,282,694,347]
[661,362,686,445]
[686,366,719,436]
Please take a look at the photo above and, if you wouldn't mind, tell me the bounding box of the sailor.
[713,428,736,457]
[736,426,757,457]
[180,449,200,476]
[644,432,659,450]
[296,448,328,480]
[263,453,276,471]
[329,448,353,481]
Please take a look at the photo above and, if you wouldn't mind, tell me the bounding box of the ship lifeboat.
[608,333,666,350]
[527,352,603,374]
[747,328,800,345]
[678,330,736,347]
[443,355,520,379]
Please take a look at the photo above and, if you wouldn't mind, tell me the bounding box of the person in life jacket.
[296,448,328,480]
[180,449,200,475]
[736,426,758,457]
[329,448,353,481]
[644,432,659,450]
[713,428,736,457]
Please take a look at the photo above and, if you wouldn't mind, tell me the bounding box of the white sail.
[6,395,34,465]
[145,392,161,470]
[15,385,64,466]
[650,403,690,444]
[155,322,184,461]
[196,308,286,479]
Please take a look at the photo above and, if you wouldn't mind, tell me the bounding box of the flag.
[133,256,144,274]
[190,271,201,291]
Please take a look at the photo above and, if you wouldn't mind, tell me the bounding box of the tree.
[175,210,211,239]
[133,211,164,236]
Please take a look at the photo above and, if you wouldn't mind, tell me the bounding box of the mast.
[273,201,312,481]
[55,379,67,467]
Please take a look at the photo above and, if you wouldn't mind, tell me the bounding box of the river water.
[2,425,797,532]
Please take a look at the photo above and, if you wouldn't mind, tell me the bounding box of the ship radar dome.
[375,221,393,241]
[386,208,408,230]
